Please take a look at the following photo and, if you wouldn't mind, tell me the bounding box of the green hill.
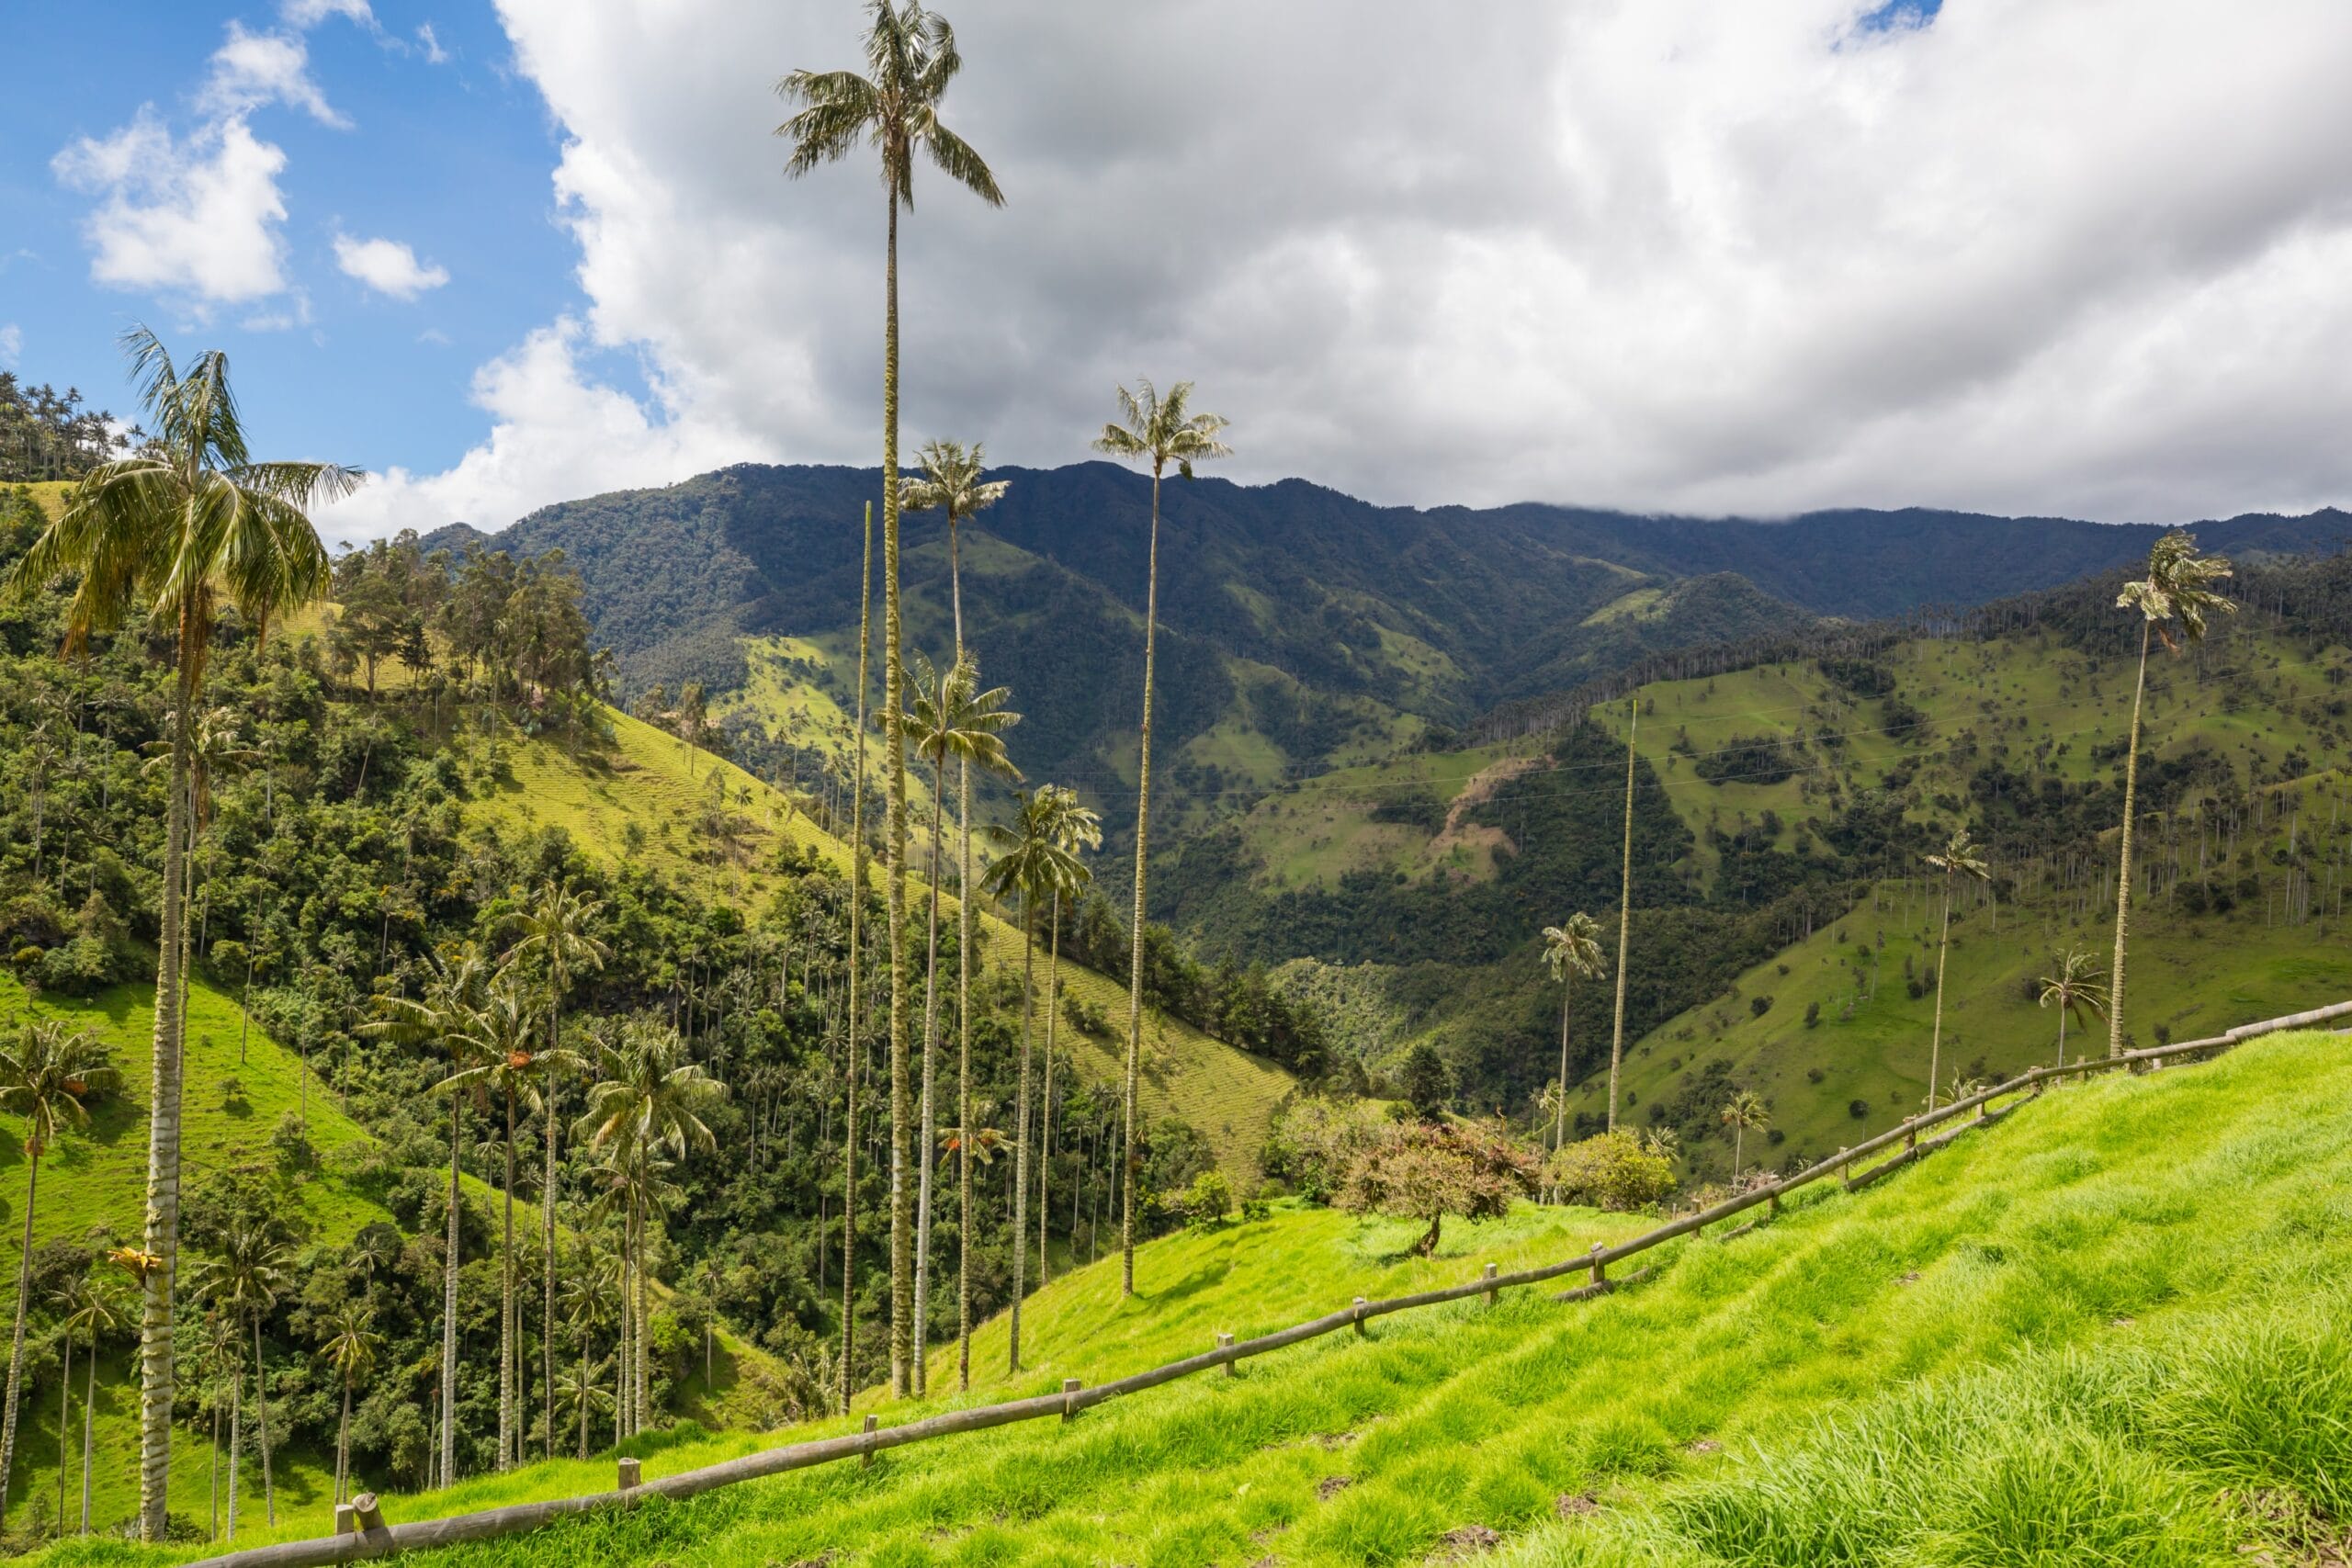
[66,1025,2352,1566]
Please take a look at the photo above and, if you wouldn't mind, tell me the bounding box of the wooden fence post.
[1217,1332,1236,1375]
[1589,1242,1606,1290]
[860,1414,878,1470]
[1482,1262,1498,1305]
[1061,1378,1082,1421]
[616,1457,641,1490]
[350,1493,385,1532]
[333,1505,356,1538]
[1353,1297,1370,1336]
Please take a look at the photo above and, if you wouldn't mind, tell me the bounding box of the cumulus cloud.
[199,23,347,128]
[355,0,2352,535]
[0,324,20,368]
[282,0,376,29]
[53,109,291,305]
[334,232,450,299]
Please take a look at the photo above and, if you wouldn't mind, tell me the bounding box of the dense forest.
[0,376,130,483]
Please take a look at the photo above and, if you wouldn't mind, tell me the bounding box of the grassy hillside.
[63,1025,2352,1566]
[467,705,1295,1179]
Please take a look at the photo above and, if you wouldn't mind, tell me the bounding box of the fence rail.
[189,998,2352,1568]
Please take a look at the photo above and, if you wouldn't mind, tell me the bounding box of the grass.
[466,705,1295,1180]
[49,1024,2352,1566]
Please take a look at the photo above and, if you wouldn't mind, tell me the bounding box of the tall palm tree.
[1539,913,1606,1160]
[556,1265,610,1460]
[0,1020,116,1527]
[1032,787,1099,1293]
[321,1307,379,1505]
[839,502,875,1415]
[61,1280,128,1535]
[1720,1089,1770,1179]
[2109,532,2234,1056]
[362,942,493,1488]
[1923,826,1990,1111]
[500,879,607,1459]
[187,1224,292,1530]
[982,784,1088,1372]
[2037,947,2109,1070]
[905,654,1018,1391]
[779,0,1004,1400]
[5,326,358,1540]
[900,439,1010,654]
[1608,700,1638,1133]
[1092,378,1231,1294]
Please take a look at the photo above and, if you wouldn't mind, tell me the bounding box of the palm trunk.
[1554,979,1572,1158]
[226,1363,240,1541]
[138,645,198,1543]
[79,1327,96,1533]
[2055,1008,2068,1070]
[336,1377,352,1505]
[252,1314,275,1525]
[1009,887,1035,1373]
[576,1333,589,1461]
[543,998,560,1461]
[1038,892,1061,1291]
[209,1378,220,1540]
[842,504,872,1416]
[956,757,976,1391]
[634,1187,650,1435]
[59,1325,71,1529]
[441,1095,460,1487]
[0,1148,37,1529]
[915,758,945,1395]
[882,186,916,1402]
[2109,623,2151,1056]
[1607,700,1637,1133]
[1734,1126,1744,1179]
[500,1089,516,1470]
[1928,881,1953,1111]
[1122,465,1164,1296]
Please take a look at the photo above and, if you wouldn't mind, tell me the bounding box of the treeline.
[0,374,132,483]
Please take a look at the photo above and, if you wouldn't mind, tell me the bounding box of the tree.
[1539,913,1606,1158]
[5,328,357,1538]
[900,438,1009,653]
[321,1307,379,1505]
[1397,1043,1453,1122]
[778,0,1004,1400]
[1031,787,1099,1295]
[1091,378,1231,1295]
[904,654,1018,1391]
[1608,697,1638,1132]
[2109,532,2234,1057]
[501,879,608,1460]
[1340,1122,1539,1258]
[0,1021,116,1528]
[841,502,874,1415]
[982,784,1091,1372]
[1923,826,1990,1111]
[188,1223,293,1532]
[557,1265,612,1461]
[1720,1089,1770,1180]
[1549,1130,1677,1213]
[2037,947,2109,1070]
[60,1280,128,1535]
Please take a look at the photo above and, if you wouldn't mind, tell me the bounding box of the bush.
[1341,1121,1540,1255]
[39,934,121,997]
[1849,1099,1871,1120]
[270,1111,317,1174]
[1750,995,1774,1018]
[1182,1169,1234,1230]
[1261,1098,1385,1204]
[1804,1001,1821,1028]
[1060,992,1111,1038]
[1548,1129,1677,1213]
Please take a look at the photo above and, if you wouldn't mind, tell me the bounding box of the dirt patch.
[1429,1525,1501,1561]
[1555,1494,1600,1520]
[1686,1438,1722,1455]
[1429,756,1540,859]
[1317,1475,1355,1501]
[1314,1429,1360,1450]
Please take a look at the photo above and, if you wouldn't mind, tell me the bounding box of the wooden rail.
[187,998,2352,1568]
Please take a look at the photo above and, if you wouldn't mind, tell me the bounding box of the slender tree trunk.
[577,1332,589,1461]
[883,188,916,1402]
[2055,1008,2068,1070]
[543,995,560,1461]
[1122,465,1164,1295]
[336,1378,351,1505]
[1608,700,1637,1133]
[0,1148,37,1528]
[252,1314,275,1525]
[500,1090,516,1470]
[1010,889,1035,1373]
[79,1327,95,1534]
[209,1379,220,1541]
[441,1096,460,1488]
[842,503,872,1416]
[634,1186,650,1435]
[59,1326,70,1529]
[916,759,945,1396]
[956,757,976,1392]
[1928,881,1953,1111]
[2109,623,2152,1056]
[138,648,198,1543]
[226,1362,240,1542]
[1038,893,1061,1291]
[1554,980,1571,1158]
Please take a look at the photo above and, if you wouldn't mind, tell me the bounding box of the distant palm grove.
[4,0,2352,1555]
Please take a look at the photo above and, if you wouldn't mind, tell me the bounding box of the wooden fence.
[190,998,2352,1568]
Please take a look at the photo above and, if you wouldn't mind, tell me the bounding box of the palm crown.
[1925,826,1989,883]
[1541,912,1607,985]
[2037,947,2109,1029]
[0,1022,116,1158]
[1093,378,1233,480]
[2118,531,2235,652]
[983,784,1092,909]
[901,440,1009,529]
[775,0,1003,209]
[907,654,1021,784]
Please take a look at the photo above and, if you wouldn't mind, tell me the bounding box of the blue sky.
[0,1,642,481]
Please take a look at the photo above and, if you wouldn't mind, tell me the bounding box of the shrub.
[1804,1001,1821,1028]
[1750,995,1774,1018]
[1548,1129,1677,1213]
[1849,1099,1871,1119]
[270,1111,317,1174]
[1182,1170,1234,1230]
[1262,1098,1385,1204]
[1341,1121,1539,1255]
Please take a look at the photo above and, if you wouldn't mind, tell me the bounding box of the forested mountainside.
[1165,546,2352,1169]
[428,462,2347,846]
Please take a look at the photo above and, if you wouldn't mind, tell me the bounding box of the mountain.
[425,463,2348,841]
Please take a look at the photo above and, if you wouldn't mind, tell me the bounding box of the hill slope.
[84,1025,2352,1566]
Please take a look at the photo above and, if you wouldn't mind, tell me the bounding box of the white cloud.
[322,317,764,543]
[334,232,450,299]
[353,0,2352,535]
[0,324,20,367]
[416,23,449,63]
[282,0,376,29]
[199,23,348,128]
[53,109,290,306]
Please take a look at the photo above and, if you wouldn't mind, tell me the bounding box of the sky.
[7,0,2352,545]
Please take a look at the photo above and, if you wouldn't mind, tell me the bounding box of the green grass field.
[44,1024,2352,1567]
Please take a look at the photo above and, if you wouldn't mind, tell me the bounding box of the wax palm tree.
[4,326,358,1538]
[500,879,607,1460]
[1091,378,1230,1293]
[321,1307,379,1505]
[187,1224,292,1530]
[904,654,1018,1390]
[1923,826,1990,1111]
[0,1021,115,1526]
[1031,787,1098,1292]
[1607,699,1638,1132]
[2037,947,2109,1070]
[1540,913,1606,1160]
[2109,532,2234,1056]
[556,1266,611,1460]
[982,784,1087,1372]
[900,439,1009,653]
[1720,1089,1770,1180]
[779,0,1004,1401]
[435,973,543,1470]
[838,502,876,1414]
[361,942,493,1487]
[61,1279,128,1535]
